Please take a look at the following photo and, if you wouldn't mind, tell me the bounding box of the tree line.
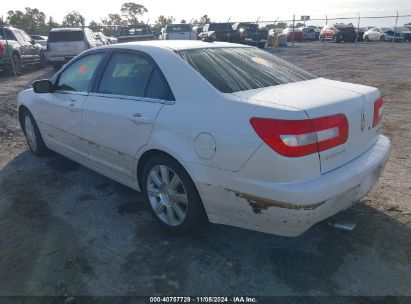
[2,2,214,36]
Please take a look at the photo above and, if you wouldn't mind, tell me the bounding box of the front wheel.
[22,110,49,156]
[380,35,385,42]
[142,154,206,234]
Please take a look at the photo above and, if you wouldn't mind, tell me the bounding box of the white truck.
[160,24,197,40]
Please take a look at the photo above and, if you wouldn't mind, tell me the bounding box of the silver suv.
[46,28,102,71]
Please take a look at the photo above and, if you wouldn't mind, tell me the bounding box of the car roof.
[103,40,251,51]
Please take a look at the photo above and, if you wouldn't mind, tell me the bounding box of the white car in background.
[46,27,102,71]
[17,41,390,237]
[364,27,405,42]
[160,24,197,40]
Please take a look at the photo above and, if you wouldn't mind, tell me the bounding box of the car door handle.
[129,113,153,125]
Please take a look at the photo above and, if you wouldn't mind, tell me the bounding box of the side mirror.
[33,79,53,93]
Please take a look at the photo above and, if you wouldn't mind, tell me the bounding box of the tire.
[39,52,47,68]
[364,36,369,42]
[22,110,49,156]
[380,36,385,42]
[142,154,207,234]
[320,35,325,42]
[6,53,22,76]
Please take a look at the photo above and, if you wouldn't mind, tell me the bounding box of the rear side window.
[98,52,153,98]
[177,47,316,93]
[49,31,84,42]
[57,53,103,92]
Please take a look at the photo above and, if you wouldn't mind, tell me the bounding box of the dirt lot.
[0,42,410,298]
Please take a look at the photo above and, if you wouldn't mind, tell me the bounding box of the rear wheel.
[142,154,206,234]
[22,110,49,156]
[380,35,385,42]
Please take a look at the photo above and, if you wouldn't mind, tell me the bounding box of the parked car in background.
[356,27,368,42]
[232,23,268,48]
[17,40,390,237]
[320,23,357,43]
[46,28,101,71]
[108,36,118,44]
[363,27,385,41]
[302,27,316,41]
[192,26,203,40]
[199,23,241,43]
[0,26,46,75]
[160,24,196,40]
[395,26,411,42]
[30,35,48,48]
[117,25,155,43]
[94,32,110,45]
[282,27,303,42]
[306,25,321,40]
[382,28,404,42]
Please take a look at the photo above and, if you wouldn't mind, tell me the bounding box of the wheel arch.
[137,149,186,191]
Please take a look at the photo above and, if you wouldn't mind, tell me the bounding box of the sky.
[1,0,411,27]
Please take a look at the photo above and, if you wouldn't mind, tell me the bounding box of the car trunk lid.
[233,78,381,173]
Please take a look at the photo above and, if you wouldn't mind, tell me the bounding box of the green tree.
[47,16,60,30]
[101,13,127,36]
[62,11,86,27]
[180,19,186,24]
[198,15,211,25]
[120,2,148,24]
[89,20,102,31]
[6,7,48,34]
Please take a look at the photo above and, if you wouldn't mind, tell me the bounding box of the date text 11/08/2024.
[149,296,257,303]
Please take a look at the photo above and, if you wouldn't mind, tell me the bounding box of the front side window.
[57,53,103,92]
[177,47,316,93]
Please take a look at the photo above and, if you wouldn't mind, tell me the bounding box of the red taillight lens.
[0,43,5,56]
[250,114,349,157]
[372,96,384,127]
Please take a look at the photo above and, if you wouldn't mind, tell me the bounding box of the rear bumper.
[191,135,390,236]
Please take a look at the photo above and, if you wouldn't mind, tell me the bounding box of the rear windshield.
[208,23,231,31]
[177,47,317,93]
[49,31,84,42]
[120,26,150,36]
[166,24,191,33]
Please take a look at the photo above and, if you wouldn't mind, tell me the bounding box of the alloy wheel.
[147,165,188,226]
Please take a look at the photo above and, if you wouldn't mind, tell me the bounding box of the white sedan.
[17,41,390,236]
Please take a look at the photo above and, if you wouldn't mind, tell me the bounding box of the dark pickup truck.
[0,26,46,75]
[199,23,241,43]
[117,25,156,43]
[232,23,268,48]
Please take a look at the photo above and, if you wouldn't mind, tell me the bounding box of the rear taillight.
[250,114,349,157]
[372,96,384,128]
[0,43,5,56]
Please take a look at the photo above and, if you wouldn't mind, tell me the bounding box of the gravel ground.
[0,42,410,298]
